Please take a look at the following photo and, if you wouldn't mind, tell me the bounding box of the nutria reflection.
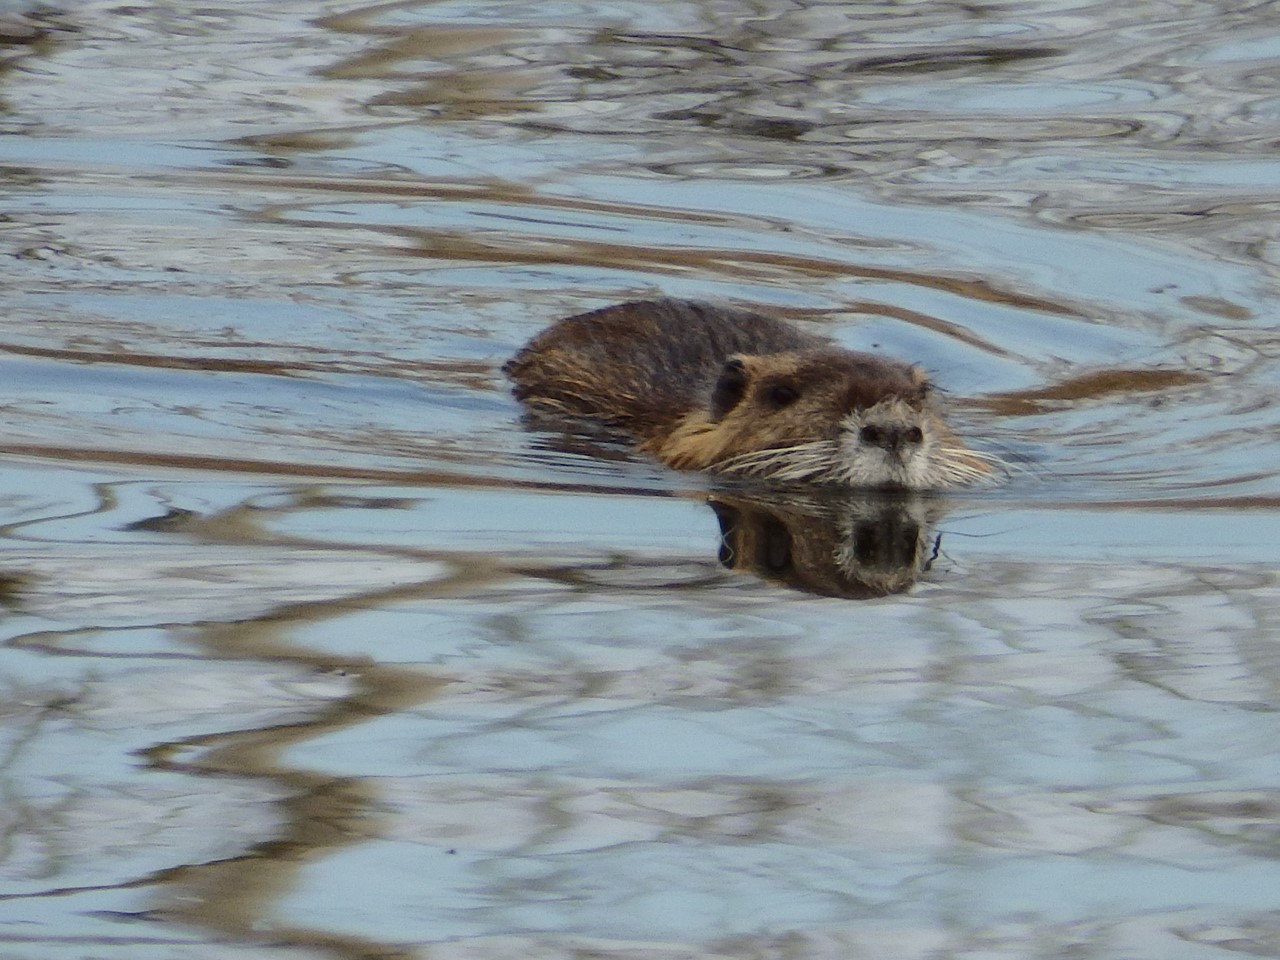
[710,490,942,598]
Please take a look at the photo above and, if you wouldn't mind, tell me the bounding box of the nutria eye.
[766,384,799,408]
[906,426,924,444]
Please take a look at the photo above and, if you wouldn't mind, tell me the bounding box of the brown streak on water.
[976,368,1212,414]
[0,442,682,498]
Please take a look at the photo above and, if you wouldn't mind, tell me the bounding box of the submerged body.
[504,298,994,490]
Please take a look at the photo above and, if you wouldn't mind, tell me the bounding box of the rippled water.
[1,1,1278,957]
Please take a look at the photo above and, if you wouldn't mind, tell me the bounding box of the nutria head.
[647,348,995,489]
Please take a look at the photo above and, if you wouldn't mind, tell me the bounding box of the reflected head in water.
[505,298,1001,490]
[711,489,942,599]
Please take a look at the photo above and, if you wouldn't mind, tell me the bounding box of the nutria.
[504,298,997,489]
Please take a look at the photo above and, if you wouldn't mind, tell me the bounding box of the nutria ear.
[711,355,753,420]
[910,366,932,400]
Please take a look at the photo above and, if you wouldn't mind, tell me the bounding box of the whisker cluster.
[716,440,840,482]
[931,444,1010,486]
[717,438,1011,489]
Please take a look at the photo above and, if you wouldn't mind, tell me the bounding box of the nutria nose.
[859,424,924,453]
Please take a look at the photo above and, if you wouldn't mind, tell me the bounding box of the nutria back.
[503,299,823,438]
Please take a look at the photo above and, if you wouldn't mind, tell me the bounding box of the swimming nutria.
[504,298,997,489]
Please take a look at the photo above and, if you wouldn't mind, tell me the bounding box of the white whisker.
[711,433,1011,491]
[932,443,1013,486]
[716,440,838,482]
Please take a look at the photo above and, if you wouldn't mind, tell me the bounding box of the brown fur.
[504,298,995,489]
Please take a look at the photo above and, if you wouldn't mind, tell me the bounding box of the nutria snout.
[504,298,997,490]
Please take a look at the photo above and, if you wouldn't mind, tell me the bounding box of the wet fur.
[504,299,816,438]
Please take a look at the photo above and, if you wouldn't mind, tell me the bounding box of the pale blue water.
[0,2,1278,958]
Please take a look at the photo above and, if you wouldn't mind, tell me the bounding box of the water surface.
[1,1,1278,958]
